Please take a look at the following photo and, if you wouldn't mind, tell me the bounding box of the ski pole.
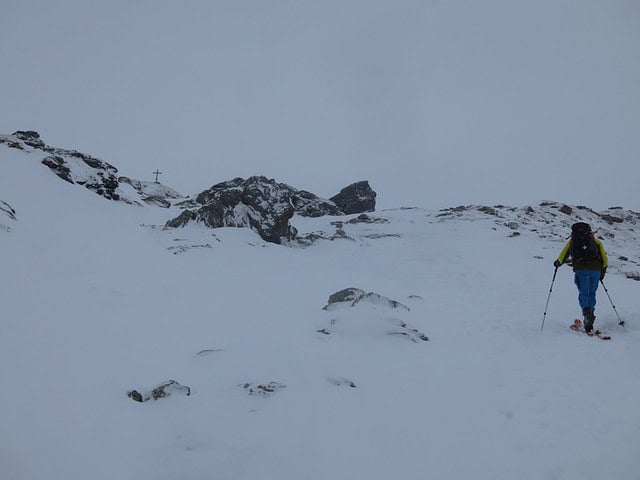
[541,267,558,331]
[600,280,625,327]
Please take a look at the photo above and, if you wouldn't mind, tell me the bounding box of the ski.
[570,319,611,340]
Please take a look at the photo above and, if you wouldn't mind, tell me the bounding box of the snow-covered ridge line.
[2,130,378,243]
[436,201,640,280]
[1,130,184,207]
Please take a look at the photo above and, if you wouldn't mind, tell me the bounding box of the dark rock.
[1,201,17,221]
[242,382,286,396]
[560,205,573,215]
[389,321,429,342]
[600,214,624,224]
[6,141,24,150]
[346,214,389,224]
[84,174,120,201]
[127,380,191,403]
[290,190,342,217]
[325,288,366,307]
[330,181,376,214]
[127,390,144,402]
[42,156,74,183]
[477,206,500,217]
[13,130,46,149]
[323,288,410,311]
[166,210,198,228]
[167,176,296,244]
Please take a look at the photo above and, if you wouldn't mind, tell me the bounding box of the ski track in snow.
[1,145,640,480]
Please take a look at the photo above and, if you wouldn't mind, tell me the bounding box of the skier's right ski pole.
[541,267,558,331]
[600,280,625,327]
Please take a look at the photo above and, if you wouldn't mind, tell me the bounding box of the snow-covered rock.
[323,287,410,311]
[318,288,426,342]
[118,177,184,208]
[289,189,342,217]
[166,176,297,244]
[165,177,378,243]
[127,380,191,403]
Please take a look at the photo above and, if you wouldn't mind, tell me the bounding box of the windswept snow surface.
[1,147,640,480]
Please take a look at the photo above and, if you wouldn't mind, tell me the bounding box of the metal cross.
[153,169,162,183]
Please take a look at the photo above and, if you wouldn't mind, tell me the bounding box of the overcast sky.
[2,0,639,210]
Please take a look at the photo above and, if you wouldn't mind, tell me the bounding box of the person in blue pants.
[554,222,608,333]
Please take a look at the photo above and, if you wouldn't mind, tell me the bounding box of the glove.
[600,267,606,281]
[553,260,562,268]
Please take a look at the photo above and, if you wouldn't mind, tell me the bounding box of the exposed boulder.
[167,176,297,244]
[289,190,342,217]
[319,288,426,343]
[323,288,366,308]
[127,380,191,403]
[166,210,198,228]
[323,288,410,311]
[330,181,376,215]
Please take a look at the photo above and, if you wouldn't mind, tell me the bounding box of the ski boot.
[582,308,595,333]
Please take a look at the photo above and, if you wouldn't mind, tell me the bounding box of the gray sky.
[2,0,639,210]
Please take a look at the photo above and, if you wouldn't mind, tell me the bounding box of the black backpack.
[570,222,600,262]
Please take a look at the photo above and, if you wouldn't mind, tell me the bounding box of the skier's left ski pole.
[541,267,558,331]
[600,280,625,327]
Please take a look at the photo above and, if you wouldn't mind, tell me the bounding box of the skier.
[554,222,608,333]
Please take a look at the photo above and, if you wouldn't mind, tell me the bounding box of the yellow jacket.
[557,235,608,271]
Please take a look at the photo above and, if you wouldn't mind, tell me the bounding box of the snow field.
[1,148,639,480]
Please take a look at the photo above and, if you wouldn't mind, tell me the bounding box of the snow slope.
[1,144,640,480]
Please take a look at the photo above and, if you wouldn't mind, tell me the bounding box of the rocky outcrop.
[167,176,297,244]
[1,130,186,207]
[9,130,46,149]
[330,181,376,215]
[166,177,377,244]
[318,288,427,342]
[2,131,123,201]
[323,288,410,311]
[436,201,640,281]
[41,156,73,183]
